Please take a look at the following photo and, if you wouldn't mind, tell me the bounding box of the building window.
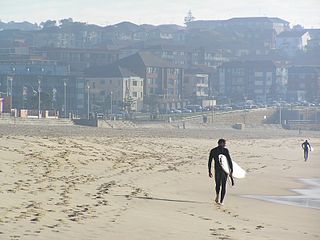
[133,92,138,97]
[100,80,105,84]
[133,81,138,86]
[255,72,263,77]
[92,82,96,89]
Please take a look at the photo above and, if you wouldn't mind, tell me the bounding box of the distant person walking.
[301,140,311,161]
[208,139,233,205]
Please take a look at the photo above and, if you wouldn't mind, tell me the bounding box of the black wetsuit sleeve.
[225,149,233,173]
[208,150,213,173]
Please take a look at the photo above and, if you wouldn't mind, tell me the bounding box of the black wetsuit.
[302,141,311,161]
[208,146,233,203]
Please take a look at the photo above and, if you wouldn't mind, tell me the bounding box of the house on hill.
[276,31,311,56]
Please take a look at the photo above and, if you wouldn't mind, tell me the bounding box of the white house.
[276,31,311,56]
[85,64,144,112]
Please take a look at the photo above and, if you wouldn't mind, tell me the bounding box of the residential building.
[102,22,138,42]
[33,47,119,74]
[183,69,209,104]
[145,44,187,67]
[148,25,186,43]
[274,61,289,100]
[115,52,185,111]
[85,64,144,112]
[187,17,289,34]
[287,66,320,102]
[218,60,276,103]
[276,31,311,56]
[32,24,102,49]
[0,59,85,116]
[306,29,320,49]
[187,47,229,68]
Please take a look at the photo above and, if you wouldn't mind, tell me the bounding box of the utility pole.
[110,91,113,117]
[8,76,13,112]
[211,100,214,124]
[87,84,90,120]
[38,78,41,119]
[279,104,282,125]
[64,80,67,118]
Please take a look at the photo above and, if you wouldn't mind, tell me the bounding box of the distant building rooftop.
[85,63,138,78]
[277,31,308,38]
[221,60,276,69]
[187,17,289,28]
[118,51,175,68]
[288,66,320,75]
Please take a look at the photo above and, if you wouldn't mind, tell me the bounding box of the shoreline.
[242,178,320,210]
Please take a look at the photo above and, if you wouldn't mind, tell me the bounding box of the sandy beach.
[0,124,319,240]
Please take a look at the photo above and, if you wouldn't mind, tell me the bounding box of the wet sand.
[0,124,319,240]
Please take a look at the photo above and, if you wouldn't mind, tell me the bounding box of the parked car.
[170,109,182,114]
[221,105,233,111]
[231,104,244,110]
[203,106,215,112]
[181,108,192,113]
[213,105,222,111]
[256,103,267,108]
[186,105,203,112]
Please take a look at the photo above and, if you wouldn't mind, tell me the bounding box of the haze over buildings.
[0,1,319,119]
[1,0,320,28]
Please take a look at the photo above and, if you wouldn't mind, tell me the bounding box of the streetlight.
[64,80,67,118]
[38,78,41,119]
[7,76,13,112]
[87,84,90,120]
[110,91,113,117]
[279,102,282,125]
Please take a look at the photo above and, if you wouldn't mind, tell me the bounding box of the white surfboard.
[308,146,314,152]
[219,154,246,179]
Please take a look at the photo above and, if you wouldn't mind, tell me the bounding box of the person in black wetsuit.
[208,139,233,205]
[301,140,311,161]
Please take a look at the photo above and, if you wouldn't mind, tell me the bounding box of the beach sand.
[0,125,319,240]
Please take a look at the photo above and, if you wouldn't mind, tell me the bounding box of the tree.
[59,18,73,27]
[292,24,304,31]
[40,20,57,29]
[27,91,53,109]
[184,10,195,25]
[123,96,136,117]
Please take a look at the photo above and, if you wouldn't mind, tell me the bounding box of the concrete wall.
[210,109,277,125]
[272,109,320,124]
[184,108,277,126]
[285,123,320,131]
[73,119,98,127]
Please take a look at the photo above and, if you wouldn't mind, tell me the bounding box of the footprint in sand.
[256,225,265,230]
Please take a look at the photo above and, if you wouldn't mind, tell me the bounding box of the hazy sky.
[1,0,320,27]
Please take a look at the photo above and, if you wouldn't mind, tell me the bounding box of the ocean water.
[244,179,320,210]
